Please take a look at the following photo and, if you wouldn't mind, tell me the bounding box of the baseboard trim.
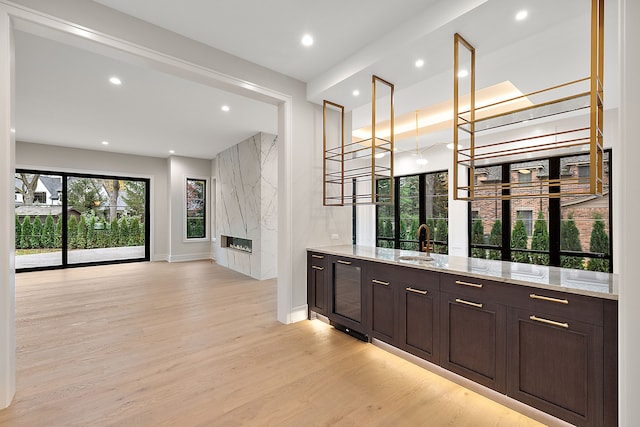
[289,304,308,324]
[168,253,211,263]
[151,253,169,262]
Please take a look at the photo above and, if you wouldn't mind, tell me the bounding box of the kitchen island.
[307,245,617,427]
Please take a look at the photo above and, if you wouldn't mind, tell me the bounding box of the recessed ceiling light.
[301,34,314,46]
[221,105,230,112]
[101,141,109,145]
[457,69,469,78]
[415,59,425,68]
[10,128,15,134]
[353,89,360,96]
[169,150,175,154]
[416,158,429,165]
[109,77,122,85]
[375,152,386,159]
[516,10,528,21]
[447,142,455,150]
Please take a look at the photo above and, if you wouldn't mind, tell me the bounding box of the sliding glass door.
[15,169,150,271]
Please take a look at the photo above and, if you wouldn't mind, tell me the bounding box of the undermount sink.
[396,254,434,263]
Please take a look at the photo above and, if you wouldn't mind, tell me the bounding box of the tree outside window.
[469,151,611,272]
[375,171,448,252]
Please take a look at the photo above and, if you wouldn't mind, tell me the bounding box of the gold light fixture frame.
[453,0,604,200]
[323,100,345,206]
[322,75,395,206]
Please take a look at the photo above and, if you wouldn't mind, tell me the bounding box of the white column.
[277,99,294,323]
[618,0,640,424]
[0,6,16,409]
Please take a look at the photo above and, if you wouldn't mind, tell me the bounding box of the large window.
[469,151,612,272]
[376,171,448,252]
[15,169,150,271]
[186,177,207,240]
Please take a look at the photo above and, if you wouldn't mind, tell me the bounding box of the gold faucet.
[417,224,431,255]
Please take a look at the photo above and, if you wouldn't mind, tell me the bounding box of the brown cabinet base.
[306,252,617,427]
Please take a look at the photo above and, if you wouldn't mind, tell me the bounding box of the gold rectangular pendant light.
[453,0,604,200]
[323,75,395,206]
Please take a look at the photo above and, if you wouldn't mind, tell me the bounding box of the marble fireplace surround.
[215,132,277,280]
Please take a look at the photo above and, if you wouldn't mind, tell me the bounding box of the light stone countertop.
[307,245,618,300]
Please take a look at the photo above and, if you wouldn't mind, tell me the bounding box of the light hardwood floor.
[0,261,548,426]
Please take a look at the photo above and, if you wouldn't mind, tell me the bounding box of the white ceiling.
[13,0,618,160]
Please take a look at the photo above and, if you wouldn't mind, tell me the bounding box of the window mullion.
[394,176,401,249]
[549,158,561,266]
[501,164,511,261]
[419,174,426,226]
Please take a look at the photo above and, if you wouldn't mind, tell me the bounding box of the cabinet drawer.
[440,273,507,300]
[509,286,604,326]
[308,252,327,267]
[368,264,439,292]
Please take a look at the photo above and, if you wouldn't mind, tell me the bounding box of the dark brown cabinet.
[441,291,507,393]
[507,309,603,426]
[440,274,508,392]
[398,270,440,364]
[506,289,606,427]
[367,267,396,344]
[367,264,440,362]
[307,252,328,316]
[305,252,617,426]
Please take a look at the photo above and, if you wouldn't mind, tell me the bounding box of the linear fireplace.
[221,235,252,254]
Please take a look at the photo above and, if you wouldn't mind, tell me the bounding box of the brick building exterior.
[471,154,610,253]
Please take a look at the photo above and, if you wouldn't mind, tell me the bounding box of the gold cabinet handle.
[372,279,390,286]
[336,260,352,265]
[529,315,569,329]
[312,266,324,271]
[455,280,483,288]
[312,254,325,259]
[406,287,428,295]
[455,298,483,309]
[529,294,569,305]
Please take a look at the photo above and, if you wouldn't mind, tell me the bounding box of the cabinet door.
[328,257,366,336]
[507,308,603,427]
[398,272,439,364]
[307,252,327,316]
[368,274,395,344]
[440,292,506,393]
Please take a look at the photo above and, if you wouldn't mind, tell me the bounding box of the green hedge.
[16,213,144,250]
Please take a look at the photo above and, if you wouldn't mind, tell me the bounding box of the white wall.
[0,7,15,408]
[618,0,640,423]
[168,155,212,262]
[16,141,170,261]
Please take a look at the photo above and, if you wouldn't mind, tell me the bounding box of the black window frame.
[185,177,207,240]
[467,150,613,272]
[375,169,449,252]
[15,168,151,272]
